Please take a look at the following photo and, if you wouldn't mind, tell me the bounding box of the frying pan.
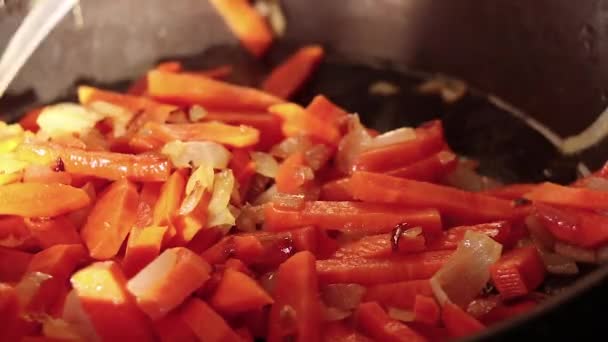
[1,0,608,340]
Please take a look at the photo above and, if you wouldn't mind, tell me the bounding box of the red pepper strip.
[264,201,443,236]
[0,247,32,282]
[490,246,545,300]
[534,203,608,248]
[180,298,243,342]
[306,95,348,125]
[363,280,433,310]
[81,179,139,260]
[210,268,273,315]
[428,221,513,250]
[0,183,91,217]
[332,233,426,259]
[441,302,485,339]
[483,183,538,200]
[131,121,260,150]
[350,171,519,224]
[148,70,282,110]
[354,120,445,172]
[229,149,257,200]
[208,0,273,57]
[268,103,341,145]
[24,216,81,249]
[268,251,321,342]
[320,178,354,201]
[480,299,537,325]
[25,244,88,312]
[19,107,44,132]
[316,251,452,285]
[262,45,325,99]
[354,301,427,342]
[173,191,212,246]
[275,152,310,194]
[205,111,284,150]
[525,182,608,210]
[413,295,440,326]
[323,321,373,342]
[386,150,458,183]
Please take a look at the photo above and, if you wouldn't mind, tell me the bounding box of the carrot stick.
[363,280,433,310]
[180,298,243,342]
[205,111,284,150]
[70,261,155,341]
[210,268,273,315]
[135,182,162,229]
[122,225,168,278]
[154,309,198,342]
[306,95,348,124]
[428,221,513,250]
[483,183,538,200]
[386,150,458,182]
[354,301,427,342]
[25,216,81,249]
[0,247,32,282]
[534,203,608,248]
[442,302,485,339]
[127,247,212,320]
[320,178,354,201]
[202,235,264,265]
[148,70,282,110]
[490,246,545,300]
[208,0,273,57]
[229,149,257,199]
[324,321,373,342]
[525,182,608,210]
[269,102,341,145]
[153,170,187,241]
[80,179,139,259]
[413,295,440,326]
[264,201,443,236]
[0,183,90,217]
[262,45,325,99]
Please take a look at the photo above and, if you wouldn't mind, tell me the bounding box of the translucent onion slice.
[554,242,597,264]
[189,105,208,122]
[253,184,277,205]
[444,162,502,192]
[321,284,366,310]
[336,115,371,174]
[62,291,100,342]
[430,231,502,307]
[322,304,352,322]
[207,169,236,229]
[180,165,215,215]
[161,140,231,169]
[270,136,314,159]
[88,101,131,137]
[250,152,279,178]
[235,204,264,232]
[304,144,332,171]
[15,271,52,307]
[37,103,104,139]
[272,192,306,210]
[363,127,416,151]
[583,177,608,192]
[43,317,84,341]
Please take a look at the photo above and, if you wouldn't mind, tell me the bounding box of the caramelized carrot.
[0,183,90,217]
[442,302,485,339]
[490,246,545,300]
[205,111,284,150]
[202,235,264,265]
[354,301,427,342]
[148,70,282,110]
[320,178,354,201]
[386,150,458,182]
[80,179,139,259]
[122,226,168,277]
[0,284,21,341]
[262,45,325,99]
[127,247,212,320]
[534,203,608,248]
[364,280,434,310]
[25,216,81,249]
[208,0,273,57]
[525,182,608,210]
[180,298,243,342]
[306,95,348,124]
[269,103,341,145]
[332,233,426,259]
[210,268,273,315]
[428,221,513,250]
[0,247,32,282]
[275,152,309,194]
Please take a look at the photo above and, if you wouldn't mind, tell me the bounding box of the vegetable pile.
[1,1,607,341]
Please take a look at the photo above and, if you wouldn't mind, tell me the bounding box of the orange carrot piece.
[354,301,427,342]
[0,283,25,341]
[202,235,264,265]
[364,280,434,310]
[0,247,32,282]
[413,295,440,326]
[264,201,442,236]
[525,182,608,210]
[324,321,374,342]
[230,149,257,199]
[122,225,168,277]
[180,298,243,342]
[350,171,519,224]
[173,191,212,245]
[275,152,309,194]
[490,246,545,300]
[205,111,284,150]
[306,95,348,124]
[19,107,44,132]
[128,62,183,96]
[320,178,354,201]
[127,247,212,320]
[81,179,139,259]
[262,45,325,99]
[154,309,198,342]
[386,150,458,182]
[268,251,321,342]
[26,244,88,312]
[195,65,234,79]
[148,70,282,110]
[442,302,485,339]
[25,216,81,249]
[135,182,162,229]
[153,170,187,239]
[210,268,273,315]
[316,251,452,285]
[332,232,426,259]
[0,216,36,250]
[70,261,155,341]
[269,102,341,145]
[23,165,72,185]
[209,0,273,57]
[0,183,90,217]
[483,183,538,200]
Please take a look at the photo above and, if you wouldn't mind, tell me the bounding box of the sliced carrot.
[153,170,187,241]
[25,216,81,249]
[483,183,538,200]
[317,250,452,285]
[127,247,212,320]
[324,321,373,342]
[332,233,426,259]
[350,171,519,224]
[525,182,608,210]
[26,244,88,312]
[413,295,440,326]
[154,309,198,342]
[0,216,36,250]
[354,120,445,172]
[180,298,243,342]
[174,190,212,246]
[135,182,162,229]
[0,247,32,282]
[269,102,341,145]
[187,227,224,255]
[19,107,44,132]
[264,201,442,236]
[70,261,154,341]
[80,179,139,259]
[320,178,354,201]
[534,203,608,248]
[148,70,282,110]
[364,280,433,310]
[262,45,325,99]
[442,302,485,339]
[268,251,321,342]
[206,111,284,150]
[23,165,72,185]
[122,225,168,278]
[202,235,264,265]
[275,152,310,194]
[0,183,90,217]
[229,149,257,199]
[386,150,458,183]
[354,301,427,342]
[490,246,545,300]
[209,0,273,57]
[66,182,97,230]
[210,268,273,315]
[429,221,513,250]
[306,95,348,125]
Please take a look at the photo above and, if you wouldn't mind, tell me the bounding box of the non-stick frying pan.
[1,0,608,340]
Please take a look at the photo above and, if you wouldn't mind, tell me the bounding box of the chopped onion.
[254,0,286,37]
[322,305,352,322]
[583,177,608,192]
[180,165,215,215]
[387,307,416,322]
[189,105,208,122]
[430,231,503,307]
[235,204,264,232]
[336,115,372,174]
[15,271,53,307]
[364,127,416,151]
[251,152,279,178]
[270,136,314,159]
[37,103,104,139]
[537,247,579,275]
[561,105,608,155]
[253,184,277,205]
[554,242,597,264]
[304,144,332,171]
[62,291,100,342]
[368,81,400,96]
[525,215,555,250]
[162,140,231,169]
[272,192,306,210]
[467,297,499,318]
[88,101,131,137]
[207,169,236,229]
[444,162,502,192]
[417,76,468,103]
[321,284,366,310]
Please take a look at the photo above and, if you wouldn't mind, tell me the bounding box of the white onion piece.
[162,140,231,169]
[253,184,277,205]
[336,115,372,174]
[364,127,416,151]
[189,105,208,122]
[254,0,286,37]
[466,298,499,318]
[304,144,332,171]
[321,284,366,310]
[88,101,131,137]
[583,177,608,192]
[207,170,236,229]
[180,165,215,215]
[561,105,608,155]
[37,103,104,139]
[387,307,416,322]
[417,76,468,103]
[444,163,502,192]
[250,152,279,178]
[270,136,314,159]
[368,81,400,96]
[430,231,503,307]
[554,242,597,264]
[15,271,52,306]
[536,247,579,275]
